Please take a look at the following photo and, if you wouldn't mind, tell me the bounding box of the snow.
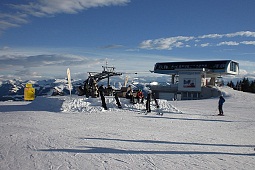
[0,86,254,169]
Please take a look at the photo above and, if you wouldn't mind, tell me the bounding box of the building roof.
[153,60,239,76]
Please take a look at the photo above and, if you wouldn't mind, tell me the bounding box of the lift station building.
[151,60,239,100]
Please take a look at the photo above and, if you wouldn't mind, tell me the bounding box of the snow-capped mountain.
[0,79,83,101]
[0,75,181,101]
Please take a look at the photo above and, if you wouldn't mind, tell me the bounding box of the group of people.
[125,89,144,104]
[125,86,159,113]
[98,84,226,115]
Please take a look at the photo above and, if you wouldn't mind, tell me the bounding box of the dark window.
[230,62,237,72]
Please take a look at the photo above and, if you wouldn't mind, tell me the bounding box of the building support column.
[171,74,175,84]
[209,77,216,86]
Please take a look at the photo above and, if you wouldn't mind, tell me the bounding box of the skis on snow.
[138,104,163,116]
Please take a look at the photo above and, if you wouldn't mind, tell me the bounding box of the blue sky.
[0,0,255,80]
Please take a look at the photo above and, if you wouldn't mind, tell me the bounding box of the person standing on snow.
[126,85,134,104]
[136,89,144,104]
[98,85,107,110]
[152,92,159,108]
[146,90,152,113]
[218,95,225,115]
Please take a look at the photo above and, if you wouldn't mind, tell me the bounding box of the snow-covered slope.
[0,86,254,170]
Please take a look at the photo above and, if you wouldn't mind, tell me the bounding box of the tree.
[227,81,235,88]
[241,78,250,92]
[227,78,255,94]
[235,80,241,91]
[250,80,255,93]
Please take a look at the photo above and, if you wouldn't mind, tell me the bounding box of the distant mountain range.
[0,76,172,101]
[0,79,82,101]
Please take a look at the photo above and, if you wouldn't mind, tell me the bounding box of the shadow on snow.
[80,137,254,148]
[38,146,255,156]
[0,97,64,112]
[38,137,255,157]
[138,115,234,123]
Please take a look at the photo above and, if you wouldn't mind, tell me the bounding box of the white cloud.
[239,69,248,75]
[0,0,130,34]
[0,20,19,31]
[99,44,124,49]
[0,53,102,68]
[198,34,223,39]
[235,69,255,80]
[0,46,10,51]
[225,31,255,38]
[200,43,210,47]
[11,0,129,16]
[140,36,194,50]
[217,41,239,46]
[199,31,255,39]
[0,13,28,24]
[0,51,108,80]
[235,60,255,79]
[14,68,42,78]
[10,0,130,16]
[238,60,255,67]
[140,31,255,50]
[0,12,29,34]
[139,40,154,49]
[240,41,255,45]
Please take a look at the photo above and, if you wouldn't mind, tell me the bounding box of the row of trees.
[227,78,255,93]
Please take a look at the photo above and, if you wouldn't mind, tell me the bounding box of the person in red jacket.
[136,89,144,104]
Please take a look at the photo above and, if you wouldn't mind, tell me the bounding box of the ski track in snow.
[0,86,255,170]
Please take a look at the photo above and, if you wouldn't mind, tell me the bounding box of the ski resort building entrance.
[151,60,239,100]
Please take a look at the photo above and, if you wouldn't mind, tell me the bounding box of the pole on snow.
[67,68,72,96]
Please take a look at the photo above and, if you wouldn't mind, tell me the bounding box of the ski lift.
[77,62,122,97]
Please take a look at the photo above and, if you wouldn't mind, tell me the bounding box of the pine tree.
[241,78,250,92]
[228,80,235,88]
[250,80,255,93]
[236,81,241,91]
[229,78,255,94]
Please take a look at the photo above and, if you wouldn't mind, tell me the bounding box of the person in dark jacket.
[218,95,225,115]
[98,85,107,110]
[146,90,152,113]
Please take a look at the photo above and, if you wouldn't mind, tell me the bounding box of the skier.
[125,85,135,104]
[136,89,144,104]
[146,90,152,113]
[98,85,107,110]
[152,92,159,108]
[152,92,163,115]
[114,91,122,108]
[218,95,225,115]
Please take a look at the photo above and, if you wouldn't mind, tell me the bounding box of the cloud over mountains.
[139,31,255,50]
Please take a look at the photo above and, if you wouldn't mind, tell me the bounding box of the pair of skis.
[139,109,163,116]
[139,103,163,116]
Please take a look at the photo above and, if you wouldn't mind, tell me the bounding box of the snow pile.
[61,96,182,114]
